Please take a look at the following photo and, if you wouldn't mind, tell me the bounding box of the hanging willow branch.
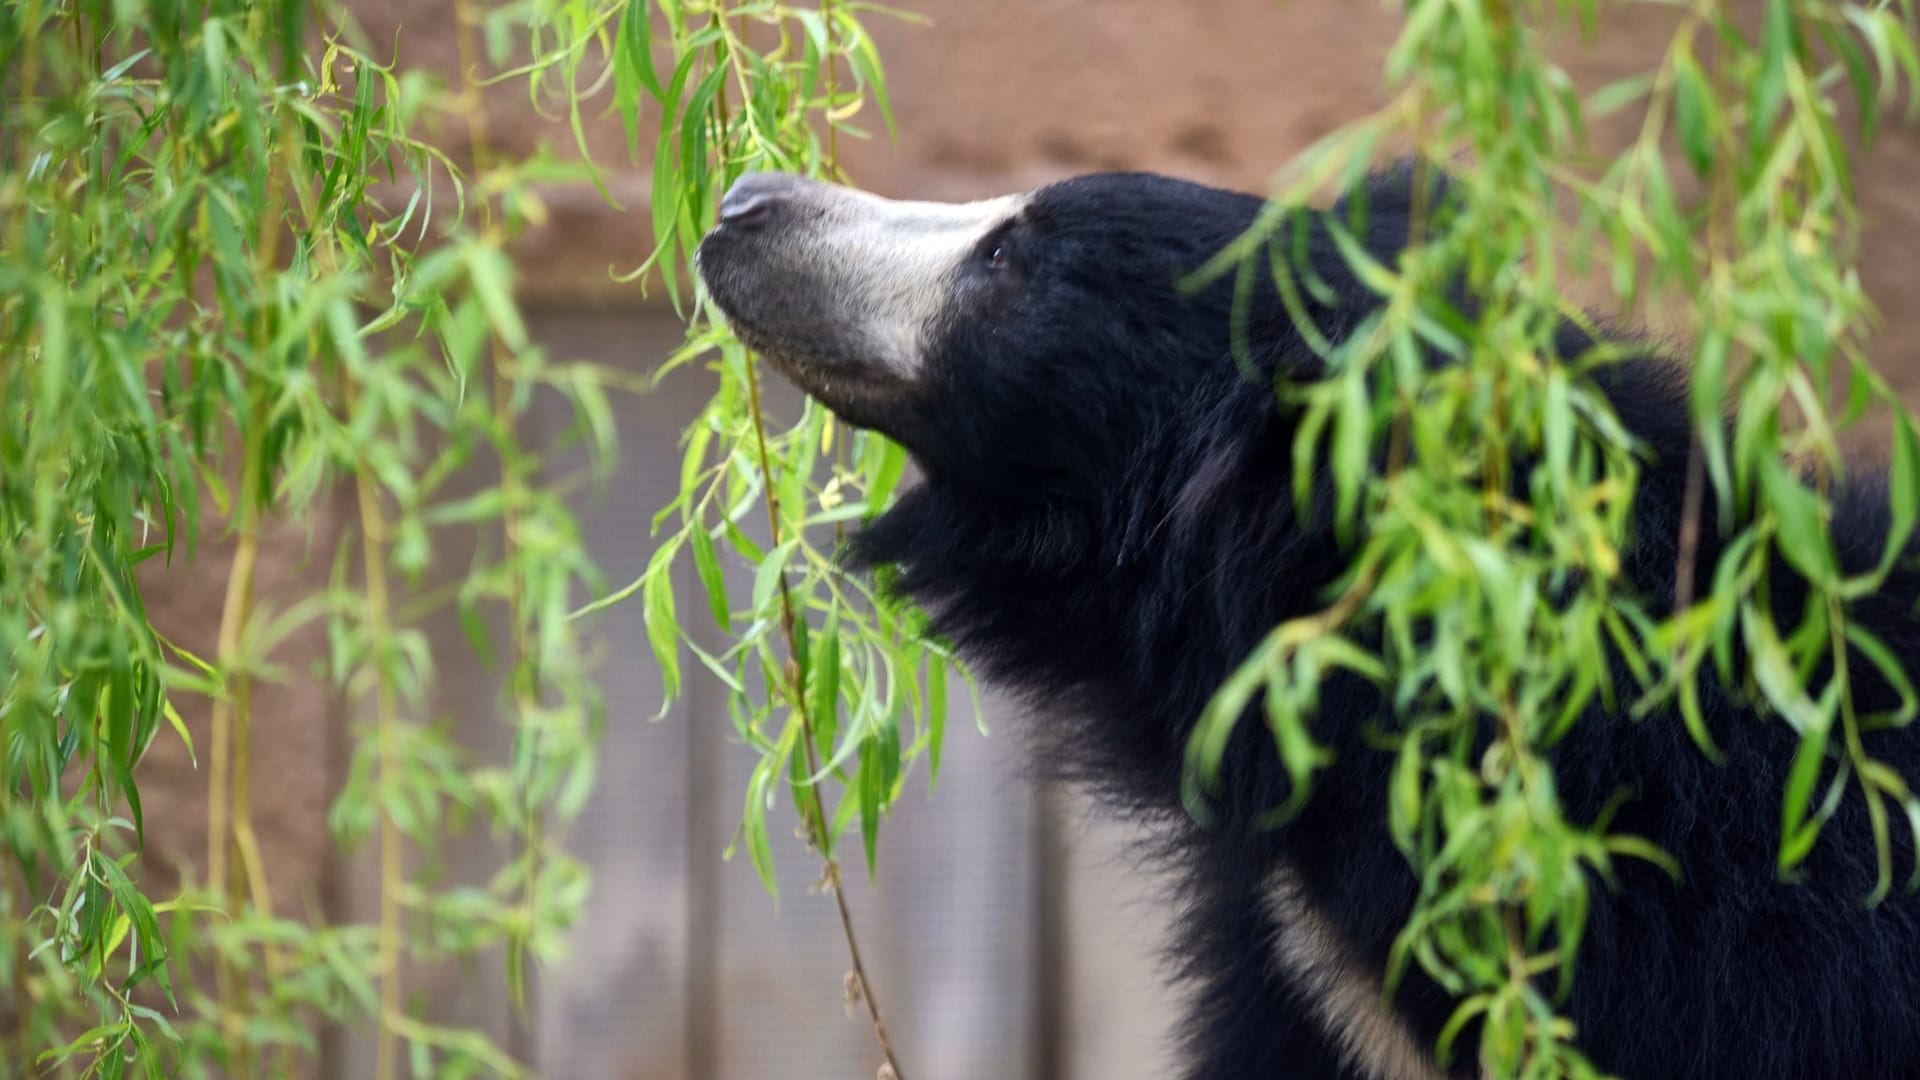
[1,3,609,1076]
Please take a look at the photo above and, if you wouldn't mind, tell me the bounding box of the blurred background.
[124,2,1920,1078]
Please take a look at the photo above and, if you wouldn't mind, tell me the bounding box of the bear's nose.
[718,172,809,231]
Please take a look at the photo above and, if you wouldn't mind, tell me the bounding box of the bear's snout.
[694,178,1029,416]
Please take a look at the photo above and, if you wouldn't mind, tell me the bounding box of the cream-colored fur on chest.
[1261,863,1456,1080]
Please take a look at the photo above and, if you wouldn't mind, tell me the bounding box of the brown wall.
[384,0,1920,396]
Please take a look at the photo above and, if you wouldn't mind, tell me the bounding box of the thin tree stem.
[452,0,544,1027]
[207,384,268,1076]
[710,6,902,1072]
[743,345,907,1080]
[349,383,407,1080]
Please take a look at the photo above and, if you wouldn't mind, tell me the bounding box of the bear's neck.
[848,380,1351,800]
[846,352,1733,816]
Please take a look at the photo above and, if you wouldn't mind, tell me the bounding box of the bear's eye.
[977,222,1020,277]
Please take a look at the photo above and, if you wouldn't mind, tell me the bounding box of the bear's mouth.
[720,318,920,432]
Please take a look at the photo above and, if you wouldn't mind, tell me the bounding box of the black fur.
[731,167,1920,1078]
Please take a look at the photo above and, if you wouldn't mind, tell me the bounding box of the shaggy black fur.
[717,166,1920,1078]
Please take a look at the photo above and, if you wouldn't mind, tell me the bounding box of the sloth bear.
[693,166,1920,1080]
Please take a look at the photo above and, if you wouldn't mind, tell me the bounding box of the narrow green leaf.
[1884,413,1920,577]
[810,604,841,761]
[1760,463,1838,588]
[751,539,799,620]
[1673,52,1716,178]
[926,659,948,787]
[858,740,882,877]
[692,525,730,631]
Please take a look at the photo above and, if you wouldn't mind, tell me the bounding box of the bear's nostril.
[718,190,780,230]
[717,172,817,231]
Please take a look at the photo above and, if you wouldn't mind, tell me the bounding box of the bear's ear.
[1331,159,1458,223]
[1326,158,1461,262]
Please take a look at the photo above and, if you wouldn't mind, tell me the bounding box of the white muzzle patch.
[695,175,1029,396]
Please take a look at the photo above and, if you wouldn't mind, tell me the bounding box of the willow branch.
[744,347,906,1079]
[453,0,545,1014]
[345,374,407,1080]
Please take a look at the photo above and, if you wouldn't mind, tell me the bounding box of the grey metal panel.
[528,309,702,1080]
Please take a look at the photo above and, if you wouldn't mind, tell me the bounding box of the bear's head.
[694,171,1321,499]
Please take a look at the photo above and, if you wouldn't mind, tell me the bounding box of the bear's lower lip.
[755,344,887,398]
[733,335,914,435]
